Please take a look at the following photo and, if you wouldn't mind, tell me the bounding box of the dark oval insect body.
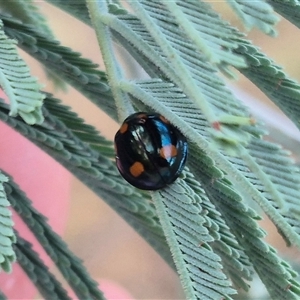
[114,112,188,190]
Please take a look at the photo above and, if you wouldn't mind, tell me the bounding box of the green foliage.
[153,174,237,299]
[0,19,44,124]
[0,172,15,273]
[226,0,279,35]
[0,290,6,300]
[0,0,66,90]
[5,175,105,299]
[0,1,300,299]
[235,40,300,130]
[269,0,300,28]
[14,233,72,300]
[1,15,114,119]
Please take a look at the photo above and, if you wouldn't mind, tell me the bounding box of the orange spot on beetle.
[138,113,147,119]
[159,115,169,124]
[130,162,145,177]
[119,123,128,134]
[160,145,177,159]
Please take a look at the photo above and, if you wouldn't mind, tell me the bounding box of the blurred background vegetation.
[21,2,300,299]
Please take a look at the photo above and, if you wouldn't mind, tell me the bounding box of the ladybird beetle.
[114,112,188,190]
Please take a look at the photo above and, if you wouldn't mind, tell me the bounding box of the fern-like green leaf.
[0,15,116,120]
[45,0,127,26]
[4,177,105,300]
[0,0,66,90]
[14,233,72,300]
[162,0,246,68]
[203,176,300,299]
[0,172,15,273]
[0,0,54,37]
[226,0,279,35]
[183,170,254,291]
[44,0,90,25]
[188,142,299,299]
[235,39,300,131]
[0,290,6,300]
[152,179,236,299]
[0,19,44,124]
[247,139,300,236]
[177,2,300,133]
[44,95,114,157]
[268,0,300,28]
[188,142,300,298]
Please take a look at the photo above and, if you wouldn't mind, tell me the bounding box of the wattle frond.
[268,0,300,28]
[0,173,15,273]
[4,177,105,300]
[0,15,116,120]
[14,233,72,300]
[44,96,114,157]
[152,179,236,299]
[178,2,300,133]
[151,0,246,68]
[203,173,300,299]
[44,0,90,25]
[187,143,300,298]
[0,20,44,124]
[226,0,279,35]
[0,0,53,37]
[184,170,254,291]
[84,0,300,137]
[0,0,66,90]
[247,139,300,239]
[235,39,300,131]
